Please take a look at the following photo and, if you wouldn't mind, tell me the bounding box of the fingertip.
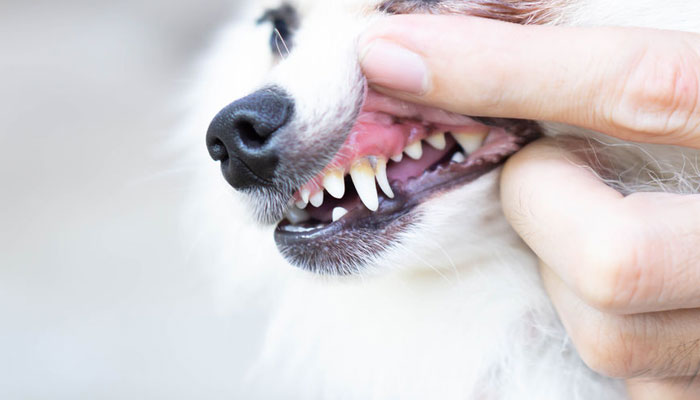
[359,39,430,95]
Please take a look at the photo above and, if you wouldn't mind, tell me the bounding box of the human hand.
[359,15,700,399]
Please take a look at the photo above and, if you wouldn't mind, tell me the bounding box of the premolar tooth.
[349,158,379,211]
[322,169,345,199]
[374,158,394,198]
[285,207,310,224]
[404,141,423,160]
[391,153,403,163]
[310,190,324,207]
[452,131,487,154]
[332,207,348,222]
[425,132,446,150]
[451,152,466,163]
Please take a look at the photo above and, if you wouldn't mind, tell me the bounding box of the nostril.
[236,120,267,149]
[208,139,228,162]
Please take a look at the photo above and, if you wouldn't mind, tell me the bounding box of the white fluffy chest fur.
[249,256,624,400]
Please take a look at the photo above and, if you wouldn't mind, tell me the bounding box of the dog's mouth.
[274,90,541,274]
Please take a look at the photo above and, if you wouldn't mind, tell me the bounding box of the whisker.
[273,29,290,59]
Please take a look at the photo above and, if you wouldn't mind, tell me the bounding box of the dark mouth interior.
[284,138,459,225]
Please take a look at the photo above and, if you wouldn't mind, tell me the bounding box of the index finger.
[359,15,700,148]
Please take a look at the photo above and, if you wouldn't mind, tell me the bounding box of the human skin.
[359,15,700,399]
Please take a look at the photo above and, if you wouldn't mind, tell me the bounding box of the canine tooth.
[349,158,379,211]
[404,141,423,160]
[285,207,310,224]
[425,132,446,150]
[451,152,466,163]
[310,190,324,207]
[322,169,345,199]
[452,131,486,154]
[374,158,394,198]
[390,153,403,163]
[332,207,348,222]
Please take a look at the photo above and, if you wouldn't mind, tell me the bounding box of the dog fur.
[182,1,700,398]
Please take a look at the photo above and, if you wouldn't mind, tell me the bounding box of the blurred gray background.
[0,1,263,398]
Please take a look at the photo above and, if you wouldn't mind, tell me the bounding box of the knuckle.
[575,220,643,312]
[605,40,700,141]
[575,317,655,378]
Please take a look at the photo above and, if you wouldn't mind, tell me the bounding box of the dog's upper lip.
[361,90,477,126]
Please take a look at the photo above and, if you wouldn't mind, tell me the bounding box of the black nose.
[206,87,294,189]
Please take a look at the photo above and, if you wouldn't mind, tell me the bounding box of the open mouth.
[275,90,541,274]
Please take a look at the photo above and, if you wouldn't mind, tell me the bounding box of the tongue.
[386,137,455,182]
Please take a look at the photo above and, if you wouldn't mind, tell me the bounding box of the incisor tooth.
[285,207,310,224]
[295,200,307,209]
[374,158,394,198]
[300,188,310,204]
[322,169,345,199]
[452,131,487,154]
[425,132,446,150]
[332,207,348,222]
[391,153,403,163]
[350,158,379,211]
[451,152,466,163]
[404,141,423,160]
[310,190,324,207]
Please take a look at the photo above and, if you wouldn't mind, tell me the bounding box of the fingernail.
[359,39,429,95]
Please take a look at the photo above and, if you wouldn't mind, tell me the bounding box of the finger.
[359,15,700,148]
[501,139,700,314]
[541,262,700,380]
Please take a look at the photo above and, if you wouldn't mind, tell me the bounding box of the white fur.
[181,1,700,398]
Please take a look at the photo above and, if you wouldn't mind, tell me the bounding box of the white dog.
[183,1,700,398]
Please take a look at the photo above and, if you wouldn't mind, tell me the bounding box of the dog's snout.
[206,87,294,189]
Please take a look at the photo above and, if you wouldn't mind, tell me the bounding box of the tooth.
[404,141,423,160]
[374,158,394,198]
[349,158,379,211]
[300,188,310,204]
[425,132,446,150]
[451,152,466,163]
[310,190,324,207]
[285,207,310,224]
[322,169,345,199]
[332,207,348,222]
[391,153,403,163]
[452,131,486,154]
[295,200,307,209]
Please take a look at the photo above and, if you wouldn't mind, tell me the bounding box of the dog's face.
[205,0,552,275]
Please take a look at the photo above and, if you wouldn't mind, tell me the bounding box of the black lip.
[274,118,542,275]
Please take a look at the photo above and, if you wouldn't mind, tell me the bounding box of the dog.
[184,1,700,398]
